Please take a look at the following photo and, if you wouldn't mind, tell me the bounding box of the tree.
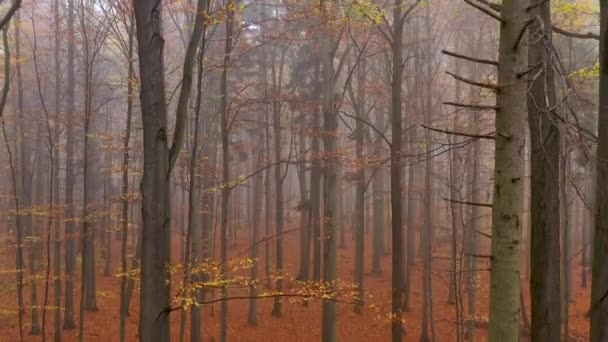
[0,21,24,341]
[219,1,235,340]
[63,0,77,330]
[528,1,561,340]
[52,0,62,339]
[118,4,135,342]
[487,0,528,339]
[270,41,286,319]
[420,3,436,341]
[390,0,405,340]
[590,1,608,340]
[320,0,339,340]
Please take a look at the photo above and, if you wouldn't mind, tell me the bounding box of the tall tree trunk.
[421,4,435,341]
[403,117,416,312]
[264,107,272,287]
[488,0,528,339]
[590,1,608,340]
[296,128,310,280]
[447,34,463,308]
[320,1,338,340]
[271,45,286,318]
[189,12,208,342]
[527,2,561,340]
[103,115,112,278]
[463,30,485,342]
[118,10,134,342]
[582,171,593,289]
[62,0,76,330]
[310,62,322,281]
[390,1,405,341]
[52,0,62,339]
[79,2,98,322]
[466,102,481,342]
[134,0,172,339]
[248,126,265,325]
[1,24,24,341]
[219,2,234,340]
[15,7,40,335]
[371,111,385,274]
[353,58,366,314]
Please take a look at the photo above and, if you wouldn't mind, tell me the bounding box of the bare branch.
[552,25,599,40]
[0,0,21,32]
[446,71,498,91]
[442,197,493,208]
[422,124,496,140]
[442,49,498,66]
[463,0,502,22]
[401,0,422,22]
[443,101,499,111]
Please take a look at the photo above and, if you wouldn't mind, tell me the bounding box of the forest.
[0,0,604,341]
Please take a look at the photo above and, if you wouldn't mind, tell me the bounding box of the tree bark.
[219,2,234,340]
[353,58,366,314]
[320,1,338,340]
[590,1,608,340]
[118,9,134,342]
[488,0,528,339]
[527,2,562,341]
[271,44,286,318]
[390,1,405,341]
[63,0,76,329]
[52,1,62,339]
[134,0,173,339]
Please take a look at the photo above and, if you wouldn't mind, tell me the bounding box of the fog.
[0,0,601,341]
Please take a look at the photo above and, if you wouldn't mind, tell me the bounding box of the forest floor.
[0,225,592,341]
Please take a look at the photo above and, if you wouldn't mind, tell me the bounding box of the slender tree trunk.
[16,8,41,335]
[310,63,322,281]
[79,2,98,321]
[248,126,265,325]
[189,14,208,342]
[62,0,76,330]
[271,45,286,318]
[371,110,385,275]
[466,104,481,342]
[52,1,62,339]
[264,107,272,288]
[582,171,592,289]
[320,1,338,340]
[219,3,234,340]
[296,129,310,280]
[390,1,405,340]
[447,35,463,308]
[103,115,112,278]
[353,59,366,314]
[118,10,134,342]
[421,5,435,341]
[1,25,24,342]
[404,117,416,312]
